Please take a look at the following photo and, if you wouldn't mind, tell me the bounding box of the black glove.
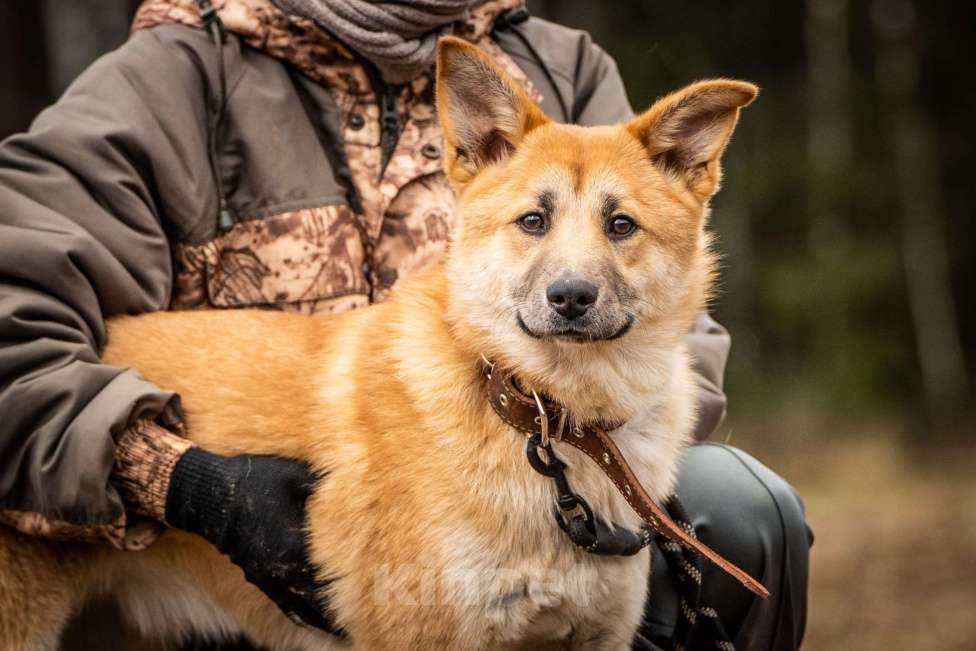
[165,447,342,634]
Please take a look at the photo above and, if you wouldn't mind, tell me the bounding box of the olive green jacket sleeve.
[685,312,731,440]
[0,28,220,547]
[498,17,731,440]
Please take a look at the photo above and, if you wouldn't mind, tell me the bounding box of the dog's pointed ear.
[436,36,549,188]
[627,79,758,200]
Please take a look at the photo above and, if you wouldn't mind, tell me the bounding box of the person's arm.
[685,312,731,440]
[0,27,205,547]
[492,16,634,126]
[0,26,337,629]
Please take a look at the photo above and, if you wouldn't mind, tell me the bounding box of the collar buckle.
[531,390,568,446]
[479,353,494,378]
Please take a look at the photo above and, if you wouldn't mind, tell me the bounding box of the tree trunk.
[871,0,968,417]
[0,2,51,139]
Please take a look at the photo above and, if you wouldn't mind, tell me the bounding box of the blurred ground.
[736,425,976,650]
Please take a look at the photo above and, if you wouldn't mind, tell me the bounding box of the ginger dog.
[0,38,756,650]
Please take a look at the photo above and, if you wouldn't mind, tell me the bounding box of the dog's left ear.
[627,79,758,200]
[436,36,549,188]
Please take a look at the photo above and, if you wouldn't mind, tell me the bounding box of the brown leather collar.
[482,358,769,600]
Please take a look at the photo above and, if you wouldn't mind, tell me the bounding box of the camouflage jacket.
[0,0,731,548]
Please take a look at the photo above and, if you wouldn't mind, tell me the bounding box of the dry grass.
[742,431,976,651]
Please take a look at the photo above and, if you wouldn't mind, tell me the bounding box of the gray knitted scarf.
[272,0,478,83]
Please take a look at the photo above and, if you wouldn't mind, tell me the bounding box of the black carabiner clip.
[525,433,565,478]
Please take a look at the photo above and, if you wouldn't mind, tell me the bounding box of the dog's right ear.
[436,36,549,188]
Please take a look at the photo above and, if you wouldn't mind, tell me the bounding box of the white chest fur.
[443,397,690,649]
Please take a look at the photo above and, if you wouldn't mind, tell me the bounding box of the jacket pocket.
[172,204,370,314]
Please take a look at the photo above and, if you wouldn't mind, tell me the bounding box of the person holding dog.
[0,1,811,649]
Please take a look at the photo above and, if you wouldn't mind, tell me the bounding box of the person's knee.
[641,444,812,648]
[674,443,812,644]
[677,443,811,558]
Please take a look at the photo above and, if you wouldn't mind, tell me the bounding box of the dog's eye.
[517,212,547,234]
[607,215,637,239]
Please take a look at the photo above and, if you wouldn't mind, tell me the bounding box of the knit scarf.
[271,0,479,83]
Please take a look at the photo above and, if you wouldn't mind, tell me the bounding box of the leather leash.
[481,359,769,600]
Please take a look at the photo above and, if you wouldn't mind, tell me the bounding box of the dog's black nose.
[546,279,599,320]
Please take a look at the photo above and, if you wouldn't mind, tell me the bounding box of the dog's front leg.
[566,556,650,651]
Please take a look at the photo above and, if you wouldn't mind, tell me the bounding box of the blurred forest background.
[1,1,973,649]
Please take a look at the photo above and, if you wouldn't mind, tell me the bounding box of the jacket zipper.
[349,57,403,302]
[363,67,401,301]
[377,82,401,176]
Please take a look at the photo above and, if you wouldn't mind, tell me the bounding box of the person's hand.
[164,448,341,633]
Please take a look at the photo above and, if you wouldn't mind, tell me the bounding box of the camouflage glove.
[165,448,341,633]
